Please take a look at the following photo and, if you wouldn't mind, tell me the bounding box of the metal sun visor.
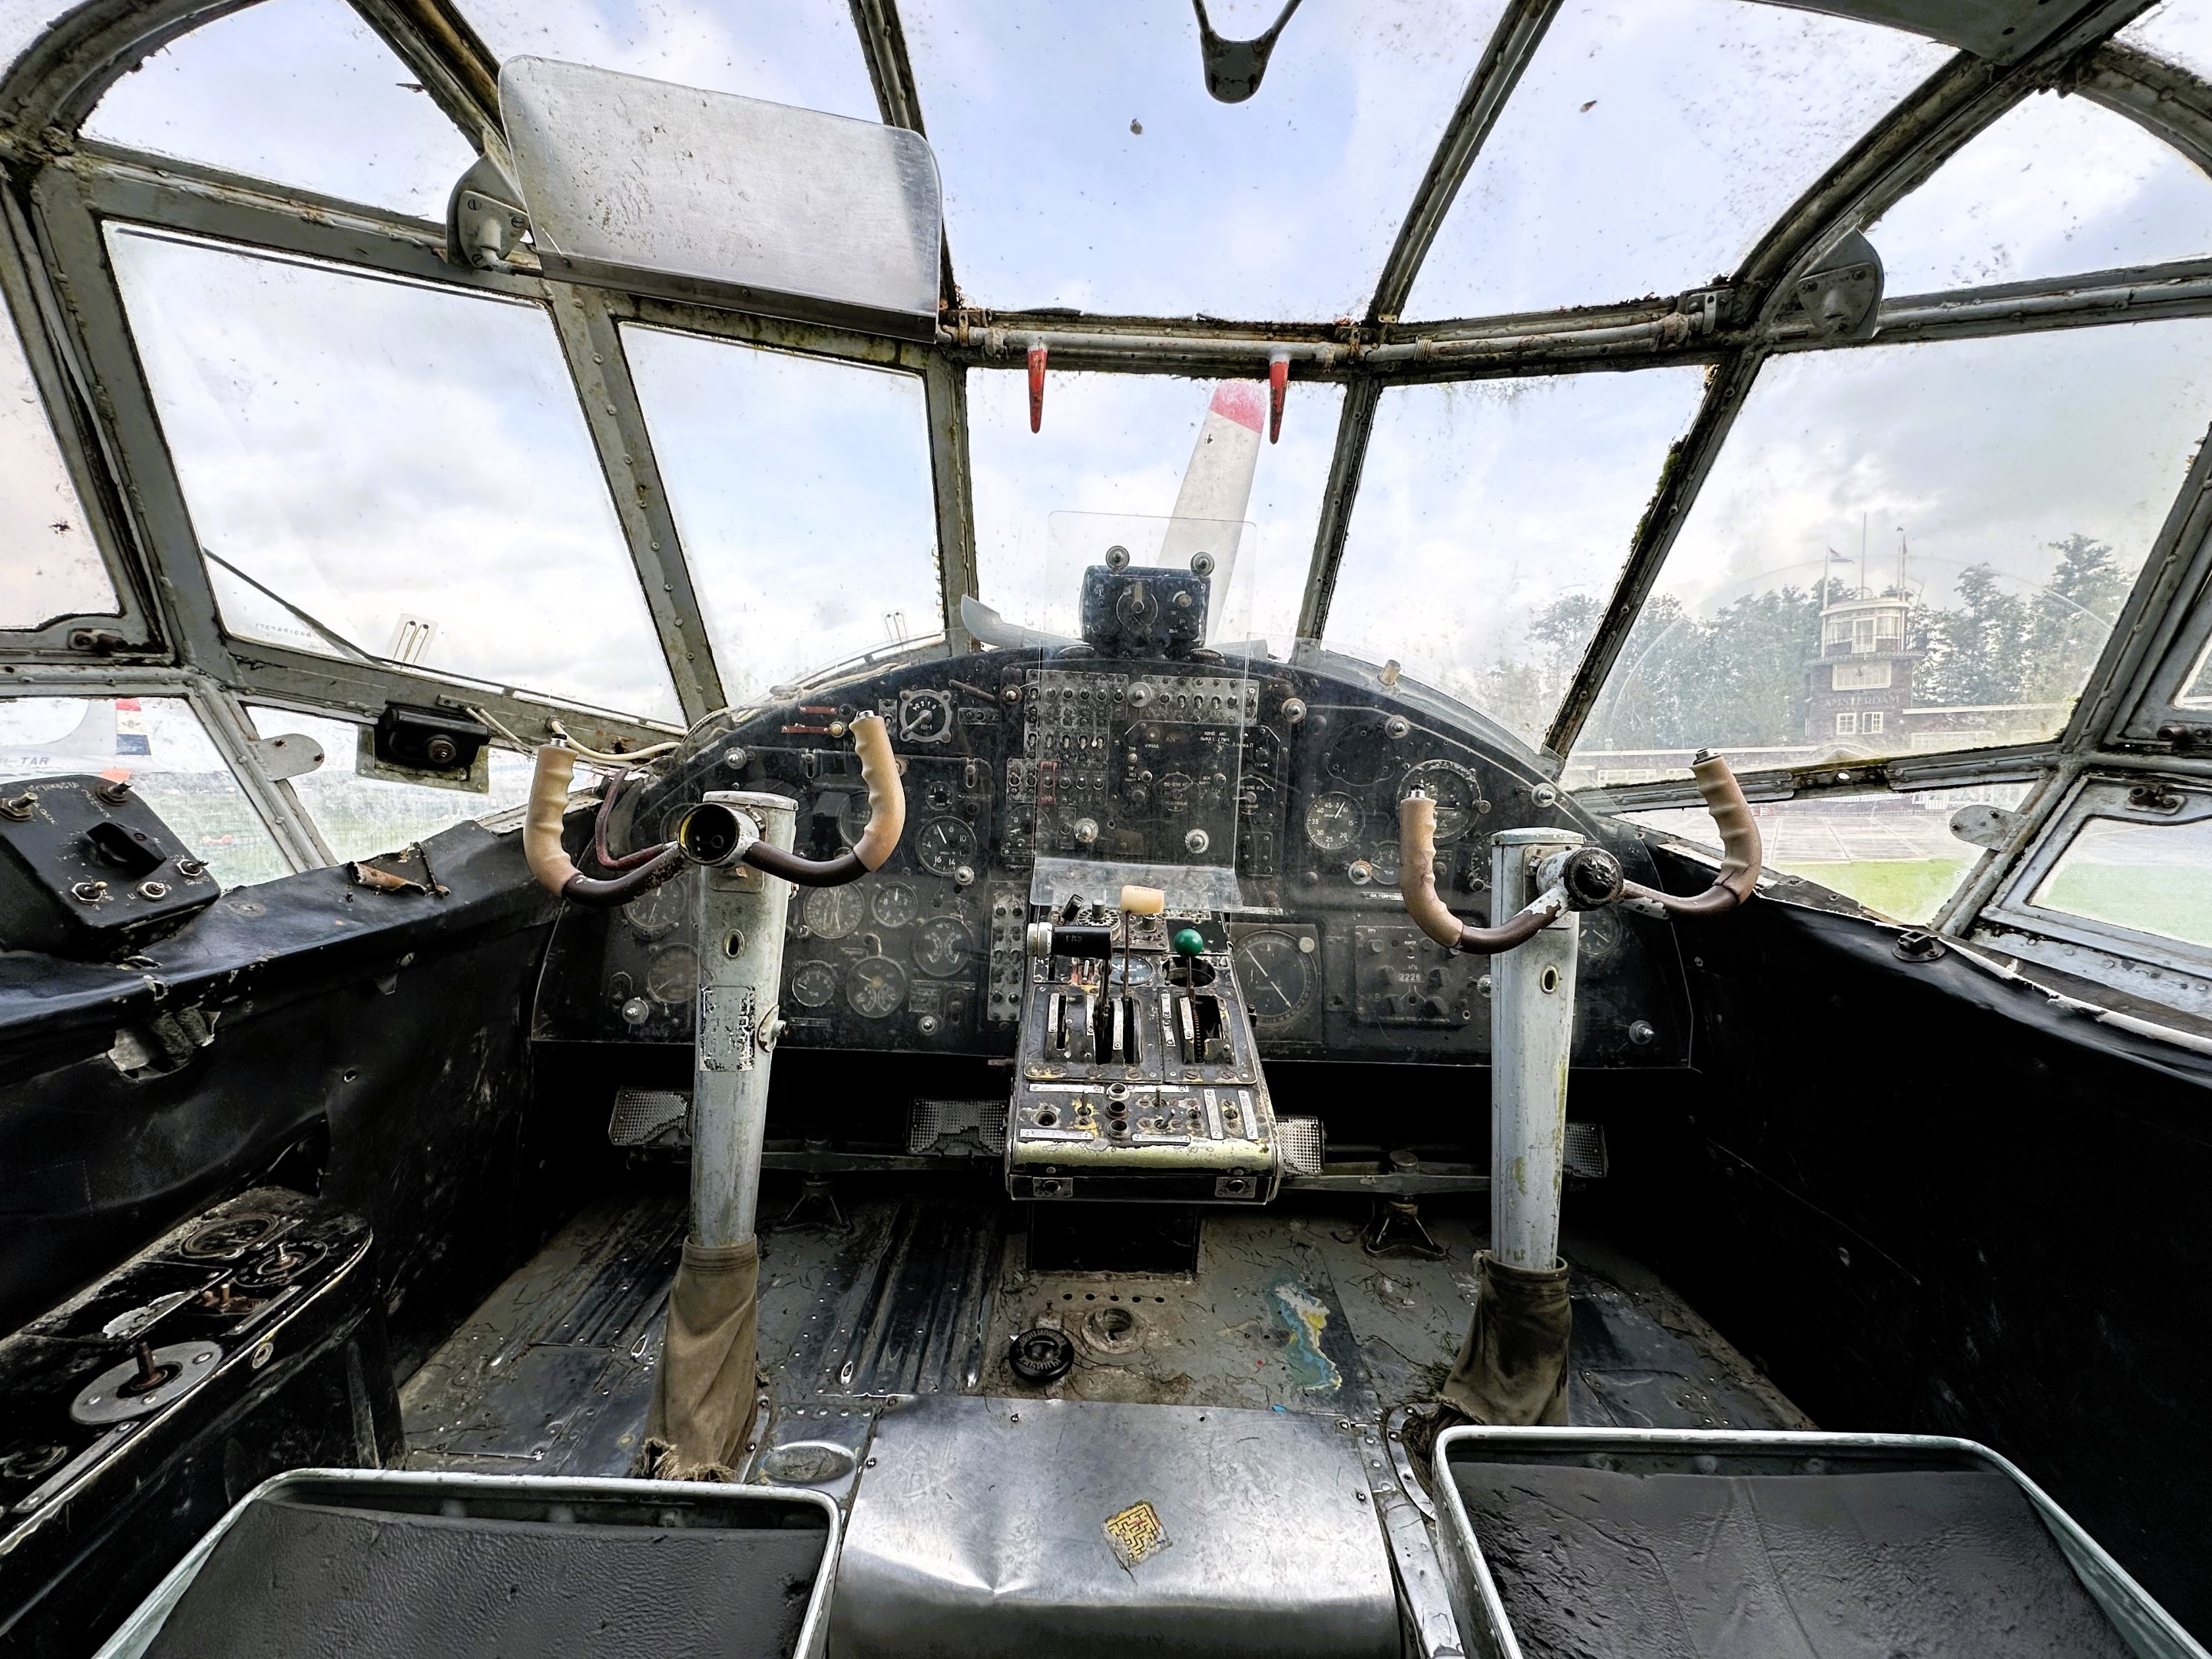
[500,57,943,341]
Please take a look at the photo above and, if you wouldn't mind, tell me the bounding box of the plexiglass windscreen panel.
[1568,320,2212,787]
[108,227,680,724]
[81,0,476,221]
[2120,0,2212,82]
[619,325,942,702]
[1870,90,2212,293]
[2031,805,2212,949]
[1404,0,1949,321]
[0,294,111,631]
[898,0,1507,319]
[1326,368,1707,750]
[0,697,283,888]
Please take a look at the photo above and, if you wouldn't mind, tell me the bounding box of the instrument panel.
[532,647,1690,1068]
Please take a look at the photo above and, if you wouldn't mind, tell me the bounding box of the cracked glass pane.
[968,368,1340,660]
[1568,321,2212,787]
[1870,89,2212,292]
[1406,0,1949,321]
[0,295,110,630]
[82,0,476,222]
[0,696,285,889]
[108,226,679,724]
[619,325,942,704]
[900,0,1506,317]
[1325,369,1706,750]
[459,0,879,121]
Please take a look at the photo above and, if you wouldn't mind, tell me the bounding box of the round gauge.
[1326,723,1399,786]
[803,884,865,940]
[837,796,871,849]
[1401,759,1487,842]
[871,881,919,929]
[1367,841,1400,883]
[1234,930,1316,1024]
[898,690,955,743]
[644,944,697,1005]
[913,916,972,978]
[790,960,839,1009]
[914,816,979,877]
[623,882,684,941]
[1303,792,1363,852]
[847,955,908,1019]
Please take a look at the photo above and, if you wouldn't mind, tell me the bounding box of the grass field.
[1769,857,1975,924]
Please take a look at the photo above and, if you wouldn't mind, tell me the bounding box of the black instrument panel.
[531,647,1690,1067]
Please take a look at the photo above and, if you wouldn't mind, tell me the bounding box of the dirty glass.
[0,295,110,629]
[2032,811,2212,949]
[82,0,476,223]
[1568,322,2212,787]
[619,326,941,704]
[1405,0,1949,321]
[459,0,879,121]
[968,368,1339,657]
[108,227,679,724]
[899,0,1506,318]
[0,697,285,888]
[2120,0,2212,84]
[1623,781,2031,925]
[245,707,535,863]
[1326,368,1706,750]
[1871,90,2212,293]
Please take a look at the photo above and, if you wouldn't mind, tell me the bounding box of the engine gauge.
[802,884,865,940]
[1401,759,1487,841]
[915,816,979,877]
[871,881,919,929]
[1366,841,1400,883]
[847,955,908,1019]
[644,944,698,1005]
[898,689,955,744]
[1303,792,1363,852]
[789,960,839,1009]
[913,916,972,978]
[1233,929,1316,1023]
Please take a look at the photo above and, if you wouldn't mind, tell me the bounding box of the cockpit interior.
[3,2,2211,1655]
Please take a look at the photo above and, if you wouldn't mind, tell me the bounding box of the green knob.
[1171,927,1207,959]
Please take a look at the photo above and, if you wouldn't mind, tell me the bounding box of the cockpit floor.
[398,1182,1807,1479]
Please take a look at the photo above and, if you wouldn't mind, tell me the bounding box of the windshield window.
[2120,0,2212,82]
[1870,90,2212,293]
[2032,809,2212,949]
[620,325,942,702]
[0,697,283,888]
[900,0,1506,318]
[1326,368,1705,748]
[108,227,679,724]
[0,297,110,630]
[1568,320,2212,785]
[1406,0,1948,321]
[82,0,475,221]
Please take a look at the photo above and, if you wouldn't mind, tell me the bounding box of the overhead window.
[967,369,1339,657]
[619,326,942,703]
[1405,0,1948,321]
[457,0,880,121]
[107,227,679,724]
[0,296,111,630]
[245,706,535,864]
[1869,90,2212,293]
[2120,1,2212,83]
[899,0,1507,318]
[82,0,476,222]
[1326,368,1706,750]
[1568,321,2212,785]
[1623,780,2031,925]
[0,697,284,889]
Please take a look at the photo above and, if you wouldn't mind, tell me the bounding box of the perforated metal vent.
[1277,1115,1326,1177]
[908,1098,1008,1157]
[608,1088,690,1149]
[1565,1121,1610,1181]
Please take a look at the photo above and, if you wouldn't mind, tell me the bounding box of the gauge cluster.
[539,647,1689,1068]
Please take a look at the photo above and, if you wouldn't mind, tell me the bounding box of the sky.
[0,302,108,628]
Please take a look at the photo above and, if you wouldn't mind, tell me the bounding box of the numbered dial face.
[644,944,698,1004]
[1303,792,1363,852]
[871,882,919,929]
[1402,759,1487,842]
[899,690,955,743]
[913,916,972,979]
[1366,841,1400,883]
[1234,930,1316,1023]
[789,961,839,1009]
[914,816,979,877]
[847,955,908,1019]
[803,884,865,940]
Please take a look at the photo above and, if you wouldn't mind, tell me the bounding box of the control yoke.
[525,711,907,906]
[1397,750,1760,955]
